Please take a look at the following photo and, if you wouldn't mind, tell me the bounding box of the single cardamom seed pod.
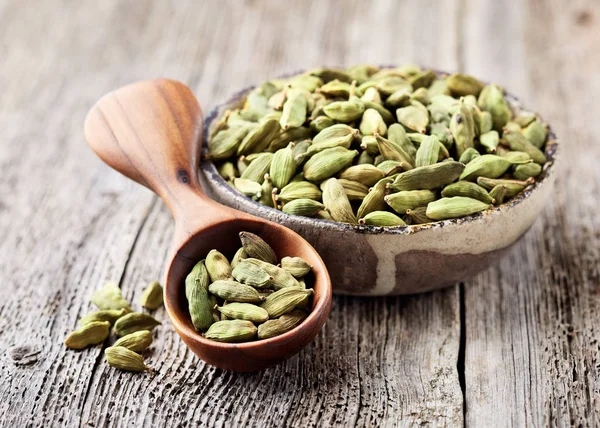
[208,280,266,303]
[406,132,428,145]
[244,258,300,289]
[361,135,380,156]
[503,121,522,133]
[322,178,358,225]
[385,190,437,214]
[240,153,273,183]
[356,150,374,165]
[291,140,312,166]
[489,184,508,205]
[338,164,385,187]
[280,90,308,129]
[65,321,111,350]
[405,206,432,224]
[410,87,430,105]
[479,130,500,153]
[513,162,542,180]
[356,177,393,219]
[428,79,451,98]
[503,130,547,164]
[259,173,275,207]
[237,118,280,155]
[90,283,132,312]
[278,181,322,204]
[426,197,491,220]
[227,108,261,124]
[478,84,511,131]
[185,260,214,332]
[218,161,237,182]
[309,67,353,83]
[502,151,532,163]
[313,123,359,146]
[113,313,161,337]
[262,287,314,318]
[458,147,481,164]
[450,99,476,158]
[206,249,233,282]
[361,87,382,104]
[322,100,365,122]
[376,160,404,176]
[336,179,369,201]
[310,116,335,133]
[257,309,308,340]
[139,281,163,310]
[105,346,149,372]
[319,79,353,98]
[476,177,534,197]
[446,73,484,97]
[359,108,388,136]
[230,247,247,270]
[386,88,411,108]
[239,231,278,264]
[217,303,269,323]
[415,135,442,167]
[209,109,231,140]
[513,112,536,128]
[79,308,128,326]
[270,143,297,189]
[375,133,415,166]
[441,181,494,204]
[233,178,262,199]
[280,256,312,278]
[208,124,254,160]
[390,161,465,191]
[360,99,396,125]
[282,198,326,217]
[479,111,493,134]
[303,147,358,182]
[113,330,153,353]
[232,259,272,288]
[522,120,547,149]
[376,76,412,95]
[347,64,379,84]
[237,156,249,175]
[268,126,312,152]
[359,211,406,227]
[204,320,258,343]
[459,154,529,181]
[396,105,429,133]
[290,74,324,92]
[388,123,417,161]
[409,70,437,89]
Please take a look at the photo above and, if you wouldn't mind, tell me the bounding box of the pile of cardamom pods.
[186,231,313,342]
[64,281,163,372]
[208,65,549,226]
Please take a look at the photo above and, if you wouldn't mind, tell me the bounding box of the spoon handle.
[84,79,238,229]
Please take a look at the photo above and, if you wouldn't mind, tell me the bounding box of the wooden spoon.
[84,79,332,372]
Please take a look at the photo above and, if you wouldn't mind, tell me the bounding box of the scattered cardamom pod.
[105,346,149,372]
[65,321,111,350]
[140,281,163,310]
[79,308,128,326]
[90,283,132,312]
[113,330,153,352]
[113,312,161,337]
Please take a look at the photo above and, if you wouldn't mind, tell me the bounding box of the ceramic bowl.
[199,72,558,295]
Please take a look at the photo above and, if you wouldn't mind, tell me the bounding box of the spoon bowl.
[84,79,332,371]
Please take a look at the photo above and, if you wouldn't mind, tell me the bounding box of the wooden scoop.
[84,79,332,372]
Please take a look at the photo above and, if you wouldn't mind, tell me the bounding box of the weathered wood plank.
[0,0,464,426]
[462,0,600,426]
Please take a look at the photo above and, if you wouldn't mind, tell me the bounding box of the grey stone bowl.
[199,75,558,296]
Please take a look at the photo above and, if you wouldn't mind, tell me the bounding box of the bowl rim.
[200,67,559,236]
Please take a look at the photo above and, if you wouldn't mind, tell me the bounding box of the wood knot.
[9,345,42,366]
[177,169,190,184]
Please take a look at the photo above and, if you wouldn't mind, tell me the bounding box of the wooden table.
[1,0,598,426]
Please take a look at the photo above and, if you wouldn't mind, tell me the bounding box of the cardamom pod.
[280,90,308,129]
[479,130,500,153]
[113,330,153,352]
[218,161,237,181]
[405,206,432,224]
[361,135,380,155]
[459,154,529,181]
[522,119,547,149]
[280,256,312,278]
[79,308,128,326]
[503,130,547,164]
[282,198,326,217]
[446,73,484,97]
[322,100,365,122]
[450,99,475,157]
[240,153,273,183]
[208,280,266,303]
[489,184,508,204]
[360,99,396,124]
[105,346,149,372]
[390,161,465,191]
[217,303,269,323]
[478,84,511,131]
[257,309,308,340]
[385,190,437,214]
[409,70,437,89]
[513,112,536,128]
[361,87,383,104]
[230,247,248,270]
[309,67,353,83]
[479,110,493,134]
[232,259,272,288]
[90,283,132,312]
[65,321,111,350]
[209,124,255,160]
[360,108,388,136]
[233,178,262,199]
[458,147,481,164]
[336,178,369,201]
[375,133,415,166]
[140,281,163,310]
[356,177,393,218]
[322,178,358,224]
[291,140,312,166]
[239,231,278,264]
[415,135,441,167]
[476,177,534,197]
[206,249,233,282]
[277,181,322,203]
[303,147,358,182]
[268,126,312,152]
[259,173,275,207]
[237,118,280,155]
[426,196,491,220]
[310,115,335,133]
[270,143,297,188]
[185,260,214,332]
[244,258,300,289]
[261,287,314,318]
[513,162,542,180]
[441,181,494,204]
[338,164,385,187]
[359,211,406,227]
[113,312,161,337]
[502,151,532,163]
[396,105,429,133]
[204,320,258,343]
[410,87,430,105]
[503,121,522,133]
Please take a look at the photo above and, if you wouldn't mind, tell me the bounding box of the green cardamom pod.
[244,258,300,289]
[503,121,522,133]
[209,124,255,160]
[259,173,275,207]
[257,309,308,340]
[113,330,153,352]
[409,70,437,89]
[270,143,297,189]
[237,118,280,155]
[336,178,369,201]
[458,147,481,164]
[319,79,353,98]
[388,123,417,161]
[375,133,415,166]
[476,177,534,197]
[282,198,326,217]
[204,320,258,343]
[356,177,393,219]
[105,346,149,372]
[489,184,508,205]
[217,303,269,323]
[410,87,430,105]
[309,68,353,83]
[450,99,475,157]
[232,259,272,288]
[441,181,494,204]
[346,64,379,84]
[376,160,404,176]
[385,190,437,214]
[502,151,532,163]
[280,90,308,129]
[322,178,358,224]
[218,161,237,181]
[239,231,278,264]
[522,120,547,149]
[209,109,231,140]
[405,206,432,224]
[113,312,161,337]
[208,280,266,303]
[478,84,511,131]
[513,162,542,180]
[479,110,493,134]
[322,100,365,122]
[277,181,322,204]
[375,76,412,95]
[426,197,490,220]
[185,260,214,332]
[303,147,358,182]
[446,73,484,97]
[289,74,323,92]
[479,130,500,153]
[360,99,396,125]
[503,130,547,164]
[427,79,450,98]
[415,135,441,167]
[359,211,406,227]
[280,256,312,278]
[390,161,465,191]
[359,108,388,136]
[230,247,248,270]
[361,87,383,104]
[79,308,128,326]
[261,287,314,318]
[140,281,163,310]
[206,249,233,282]
[291,140,312,166]
[268,126,312,152]
[459,154,528,181]
[233,178,262,199]
[513,112,536,128]
[360,135,380,156]
[310,115,335,133]
[65,321,111,350]
[357,151,375,165]
[90,283,132,312]
[396,105,429,133]
[338,164,384,187]
[240,153,273,183]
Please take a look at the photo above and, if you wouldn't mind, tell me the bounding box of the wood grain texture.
[0,0,597,426]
